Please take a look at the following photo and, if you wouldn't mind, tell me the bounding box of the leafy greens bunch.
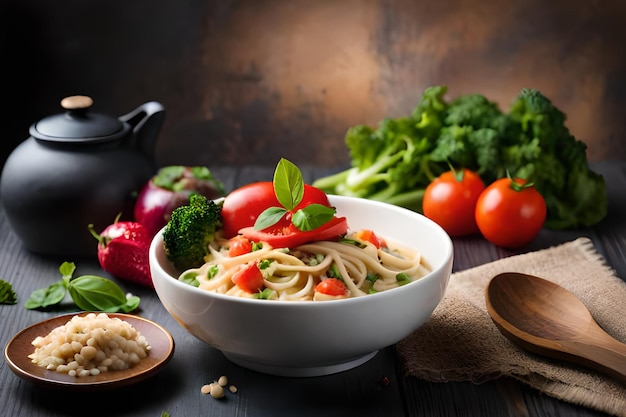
[313,86,607,229]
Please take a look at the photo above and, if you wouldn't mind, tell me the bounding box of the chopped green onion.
[207,265,219,279]
[258,259,274,270]
[253,288,275,299]
[327,263,343,280]
[396,272,411,286]
[180,271,200,287]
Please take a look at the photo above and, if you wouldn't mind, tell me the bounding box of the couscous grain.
[29,313,150,377]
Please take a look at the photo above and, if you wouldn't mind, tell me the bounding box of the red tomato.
[423,169,485,236]
[353,229,385,249]
[228,235,253,257]
[232,263,265,293]
[315,278,348,296]
[239,216,348,249]
[475,177,547,248]
[221,182,331,238]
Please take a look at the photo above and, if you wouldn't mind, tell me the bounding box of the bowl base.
[222,351,378,377]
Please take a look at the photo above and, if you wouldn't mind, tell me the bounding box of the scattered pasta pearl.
[210,384,225,399]
[202,375,237,398]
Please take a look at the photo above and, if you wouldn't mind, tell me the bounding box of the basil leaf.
[43,282,68,307]
[254,207,288,230]
[24,289,46,309]
[24,281,67,309]
[68,275,130,312]
[24,262,141,312]
[0,279,17,305]
[68,290,101,312]
[59,261,76,280]
[273,158,304,211]
[291,204,336,231]
[121,295,141,313]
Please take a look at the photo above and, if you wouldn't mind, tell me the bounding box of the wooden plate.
[4,313,175,391]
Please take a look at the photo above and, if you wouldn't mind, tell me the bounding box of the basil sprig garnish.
[25,262,140,312]
[254,158,336,232]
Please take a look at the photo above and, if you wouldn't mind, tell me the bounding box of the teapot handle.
[119,101,166,168]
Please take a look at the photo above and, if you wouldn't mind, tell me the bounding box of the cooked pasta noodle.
[179,231,431,301]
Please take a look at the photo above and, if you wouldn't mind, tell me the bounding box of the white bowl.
[149,195,453,377]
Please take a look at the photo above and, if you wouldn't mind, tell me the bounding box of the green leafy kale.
[313,86,607,229]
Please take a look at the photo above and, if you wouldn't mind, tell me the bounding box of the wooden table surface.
[1,161,624,417]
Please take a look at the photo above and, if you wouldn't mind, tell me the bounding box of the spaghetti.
[179,230,430,301]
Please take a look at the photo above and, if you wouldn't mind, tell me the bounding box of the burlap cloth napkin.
[396,237,626,417]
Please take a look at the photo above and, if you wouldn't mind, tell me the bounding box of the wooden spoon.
[485,272,626,383]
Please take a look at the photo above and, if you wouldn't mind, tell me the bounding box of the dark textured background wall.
[3,0,626,169]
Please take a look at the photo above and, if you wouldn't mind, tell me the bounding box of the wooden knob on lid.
[60,95,94,110]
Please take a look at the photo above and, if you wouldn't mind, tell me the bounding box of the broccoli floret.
[505,88,607,229]
[441,93,507,178]
[162,194,222,271]
[444,93,506,130]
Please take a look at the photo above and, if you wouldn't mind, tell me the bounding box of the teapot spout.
[119,101,165,168]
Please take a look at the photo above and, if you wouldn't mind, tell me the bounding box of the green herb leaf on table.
[0,279,17,304]
[25,261,140,312]
[68,275,138,313]
[24,282,66,309]
[59,261,76,280]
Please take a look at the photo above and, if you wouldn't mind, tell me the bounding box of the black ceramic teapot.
[0,96,165,257]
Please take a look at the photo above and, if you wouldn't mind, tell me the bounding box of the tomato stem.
[505,170,535,192]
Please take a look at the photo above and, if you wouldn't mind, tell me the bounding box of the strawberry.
[88,220,153,288]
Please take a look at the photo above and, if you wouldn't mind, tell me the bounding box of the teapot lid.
[29,96,130,143]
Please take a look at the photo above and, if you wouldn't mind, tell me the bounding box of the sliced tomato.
[221,182,331,238]
[228,235,253,257]
[315,278,348,296]
[239,216,348,249]
[232,263,264,293]
[352,229,385,249]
